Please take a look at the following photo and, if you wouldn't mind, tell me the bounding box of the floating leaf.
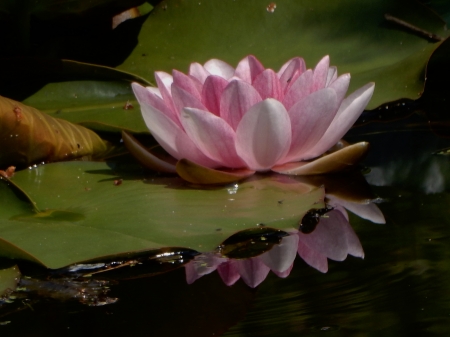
[0,161,324,268]
[118,0,449,109]
[0,96,111,168]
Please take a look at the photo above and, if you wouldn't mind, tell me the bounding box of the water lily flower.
[130,55,375,184]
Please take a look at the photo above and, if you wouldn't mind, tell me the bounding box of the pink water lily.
[131,55,374,183]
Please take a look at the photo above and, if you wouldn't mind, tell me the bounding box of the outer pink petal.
[235,99,291,171]
[253,69,283,100]
[258,234,299,273]
[236,258,271,288]
[278,57,306,93]
[297,239,328,273]
[155,71,176,113]
[328,73,350,105]
[171,84,207,115]
[132,83,179,125]
[172,69,202,100]
[311,55,330,92]
[189,62,211,84]
[220,79,262,130]
[204,59,235,80]
[326,66,338,86]
[234,55,265,83]
[282,88,338,163]
[282,69,313,111]
[202,75,229,116]
[217,260,241,286]
[302,82,375,159]
[180,107,245,168]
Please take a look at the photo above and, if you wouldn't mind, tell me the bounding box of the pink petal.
[298,210,349,261]
[297,239,328,273]
[326,66,338,86]
[132,83,179,125]
[302,82,375,159]
[217,260,241,286]
[234,55,265,83]
[278,57,306,93]
[180,107,245,168]
[189,62,211,83]
[172,69,202,100]
[258,234,299,272]
[236,258,271,288]
[235,99,291,171]
[328,74,350,105]
[220,79,262,130]
[171,84,207,115]
[204,59,235,80]
[202,75,229,116]
[272,263,293,278]
[282,69,313,111]
[253,69,283,100]
[311,55,330,92]
[341,219,364,259]
[155,71,176,113]
[282,88,338,163]
[328,196,385,224]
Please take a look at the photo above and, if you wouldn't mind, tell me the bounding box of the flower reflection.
[186,203,382,287]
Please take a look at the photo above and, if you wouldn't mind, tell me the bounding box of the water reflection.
[186,171,385,286]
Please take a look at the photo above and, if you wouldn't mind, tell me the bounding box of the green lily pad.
[0,162,324,269]
[22,79,148,133]
[117,0,449,109]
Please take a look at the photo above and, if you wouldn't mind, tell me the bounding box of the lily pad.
[22,79,148,133]
[0,161,324,268]
[118,0,449,109]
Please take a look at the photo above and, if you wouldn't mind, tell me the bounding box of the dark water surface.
[2,104,450,336]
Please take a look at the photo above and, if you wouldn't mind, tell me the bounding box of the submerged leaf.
[0,96,111,168]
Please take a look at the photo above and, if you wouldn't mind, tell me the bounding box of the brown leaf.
[0,96,110,168]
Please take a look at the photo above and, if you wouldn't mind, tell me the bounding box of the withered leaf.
[0,96,110,168]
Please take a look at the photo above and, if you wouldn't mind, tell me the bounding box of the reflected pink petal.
[236,258,271,288]
[258,235,299,272]
[272,263,294,278]
[299,210,349,261]
[217,260,241,286]
[297,239,328,273]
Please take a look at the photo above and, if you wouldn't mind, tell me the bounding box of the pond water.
[2,100,450,336]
